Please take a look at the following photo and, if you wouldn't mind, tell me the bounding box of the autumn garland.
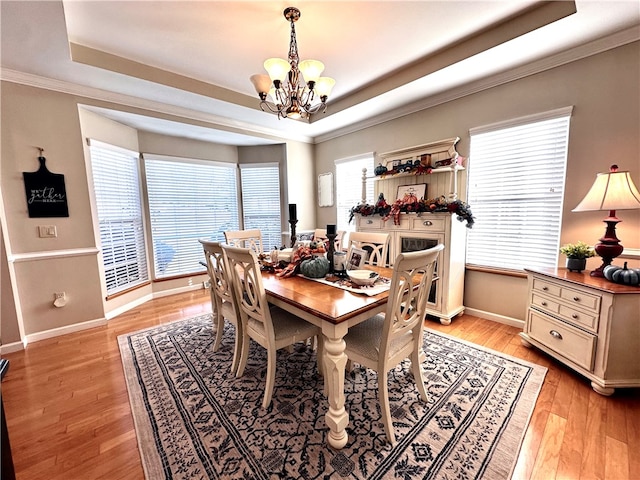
[349,194,475,228]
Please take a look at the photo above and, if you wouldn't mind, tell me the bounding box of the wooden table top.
[261,266,394,325]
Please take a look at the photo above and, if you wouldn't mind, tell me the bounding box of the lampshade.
[298,60,324,84]
[573,167,640,212]
[250,74,272,95]
[315,77,336,98]
[264,58,291,83]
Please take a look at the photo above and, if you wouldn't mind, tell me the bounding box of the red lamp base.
[591,216,624,277]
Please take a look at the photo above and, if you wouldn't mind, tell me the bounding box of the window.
[144,155,239,278]
[88,140,149,295]
[466,107,572,271]
[335,153,375,232]
[240,163,282,249]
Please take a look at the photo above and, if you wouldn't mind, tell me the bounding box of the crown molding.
[315,26,639,143]
[1,27,637,146]
[0,69,313,145]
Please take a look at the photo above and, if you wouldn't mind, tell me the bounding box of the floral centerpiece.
[349,193,475,228]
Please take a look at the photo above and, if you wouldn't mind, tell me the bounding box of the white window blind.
[240,163,282,250]
[466,107,572,271]
[144,155,239,278]
[88,140,149,295]
[335,154,375,232]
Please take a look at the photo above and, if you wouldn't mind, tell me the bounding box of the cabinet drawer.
[411,217,446,232]
[357,216,384,229]
[560,286,600,313]
[531,293,560,315]
[532,277,561,297]
[527,310,596,371]
[558,305,599,332]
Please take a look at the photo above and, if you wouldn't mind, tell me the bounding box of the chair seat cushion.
[345,314,413,363]
[247,305,319,342]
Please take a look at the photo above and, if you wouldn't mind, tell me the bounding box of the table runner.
[298,274,391,296]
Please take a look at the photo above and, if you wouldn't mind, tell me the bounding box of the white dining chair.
[221,244,323,409]
[199,239,243,374]
[346,231,391,267]
[343,244,444,444]
[224,229,264,254]
[313,228,346,251]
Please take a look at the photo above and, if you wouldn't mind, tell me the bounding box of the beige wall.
[314,41,640,321]
[285,142,316,231]
[1,83,105,340]
[1,226,20,346]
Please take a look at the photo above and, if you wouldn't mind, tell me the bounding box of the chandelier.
[250,7,335,120]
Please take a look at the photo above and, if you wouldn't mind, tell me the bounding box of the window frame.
[465,107,573,272]
[143,154,240,280]
[335,153,375,233]
[87,139,150,297]
[239,162,283,250]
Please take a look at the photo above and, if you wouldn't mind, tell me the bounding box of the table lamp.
[572,165,640,277]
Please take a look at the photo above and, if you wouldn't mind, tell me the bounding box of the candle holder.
[288,219,298,248]
[326,232,337,273]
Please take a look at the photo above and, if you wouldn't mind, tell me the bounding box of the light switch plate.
[38,225,57,238]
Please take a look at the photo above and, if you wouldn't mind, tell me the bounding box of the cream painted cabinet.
[356,212,466,325]
[520,268,640,395]
[355,137,468,325]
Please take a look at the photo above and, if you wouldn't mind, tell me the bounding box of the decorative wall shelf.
[370,137,465,202]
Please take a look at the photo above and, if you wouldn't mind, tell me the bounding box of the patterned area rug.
[118,314,546,479]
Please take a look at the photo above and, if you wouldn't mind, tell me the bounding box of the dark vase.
[566,257,587,272]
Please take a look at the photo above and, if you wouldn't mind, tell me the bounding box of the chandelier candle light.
[250,7,335,120]
[572,165,640,277]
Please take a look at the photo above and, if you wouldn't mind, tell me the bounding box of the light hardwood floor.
[2,289,639,479]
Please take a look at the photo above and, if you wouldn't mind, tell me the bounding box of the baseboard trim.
[104,284,203,320]
[0,340,25,354]
[152,284,204,299]
[25,317,107,345]
[464,308,525,328]
[105,294,154,320]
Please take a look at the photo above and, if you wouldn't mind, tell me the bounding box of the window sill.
[465,264,527,278]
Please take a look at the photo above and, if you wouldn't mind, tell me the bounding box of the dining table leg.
[322,325,349,450]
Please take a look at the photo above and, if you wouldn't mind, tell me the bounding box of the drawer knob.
[423,221,433,226]
[572,314,578,319]
[542,286,548,291]
[541,301,548,306]
[367,220,373,224]
[549,330,563,340]
[573,296,580,302]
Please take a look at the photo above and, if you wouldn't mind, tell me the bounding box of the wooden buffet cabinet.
[355,138,467,325]
[520,268,640,395]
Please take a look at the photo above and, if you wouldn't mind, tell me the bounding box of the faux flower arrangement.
[349,193,475,228]
[559,241,596,259]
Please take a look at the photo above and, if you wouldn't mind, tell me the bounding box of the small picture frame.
[396,183,427,201]
[347,247,368,270]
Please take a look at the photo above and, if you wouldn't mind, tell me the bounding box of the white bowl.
[347,269,379,286]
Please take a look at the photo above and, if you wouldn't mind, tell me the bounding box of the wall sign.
[22,150,69,218]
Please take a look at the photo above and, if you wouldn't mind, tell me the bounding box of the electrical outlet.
[54,292,65,300]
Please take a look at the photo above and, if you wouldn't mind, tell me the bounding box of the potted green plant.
[559,241,596,272]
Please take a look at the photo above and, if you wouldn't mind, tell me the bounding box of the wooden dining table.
[261,266,393,450]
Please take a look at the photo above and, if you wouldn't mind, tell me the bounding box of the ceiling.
[1,1,639,146]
